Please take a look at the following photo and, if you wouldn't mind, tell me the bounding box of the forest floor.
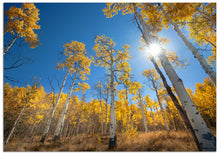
[4,130,200,151]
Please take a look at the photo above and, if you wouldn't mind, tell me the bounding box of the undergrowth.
[4,130,198,151]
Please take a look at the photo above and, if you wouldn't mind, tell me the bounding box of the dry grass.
[4,130,198,151]
[117,130,197,151]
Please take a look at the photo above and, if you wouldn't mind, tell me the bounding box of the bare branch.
[4,58,25,70]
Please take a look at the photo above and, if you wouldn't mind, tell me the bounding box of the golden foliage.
[4,3,41,48]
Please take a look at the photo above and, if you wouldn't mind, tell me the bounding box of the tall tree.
[93,34,131,149]
[54,41,91,140]
[40,72,69,143]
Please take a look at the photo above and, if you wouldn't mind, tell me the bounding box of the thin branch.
[4,58,25,70]
[4,75,19,83]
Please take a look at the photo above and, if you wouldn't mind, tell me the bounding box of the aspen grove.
[3,2,216,151]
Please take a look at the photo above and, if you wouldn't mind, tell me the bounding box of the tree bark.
[109,55,116,149]
[139,100,148,132]
[4,36,17,55]
[159,3,216,85]
[159,52,216,151]
[40,71,69,143]
[54,72,77,140]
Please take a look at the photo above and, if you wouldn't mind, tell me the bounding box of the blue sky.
[3,3,214,102]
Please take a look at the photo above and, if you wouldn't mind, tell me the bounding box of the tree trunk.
[54,72,77,140]
[150,29,201,151]
[159,3,216,85]
[109,57,116,149]
[5,105,26,144]
[40,71,69,143]
[4,36,17,55]
[138,99,148,132]
[159,52,216,151]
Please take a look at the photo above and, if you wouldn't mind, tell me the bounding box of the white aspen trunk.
[150,56,201,149]
[159,52,216,151]
[5,105,26,144]
[109,58,116,149]
[104,88,109,135]
[4,36,17,55]
[133,4,216,150]
[159,4,216,85]
[54,72,77,140]
[138,100,148,132]
[40,71,69,143]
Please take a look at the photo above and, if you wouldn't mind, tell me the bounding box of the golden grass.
[4,130,198,151]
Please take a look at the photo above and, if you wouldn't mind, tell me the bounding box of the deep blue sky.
[3,3,214,102]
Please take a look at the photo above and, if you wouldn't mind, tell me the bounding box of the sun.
[148,42,161,57]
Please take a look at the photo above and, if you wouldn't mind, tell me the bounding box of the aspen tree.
[54,41,91,140]
[93,34,131,149]
[40,73,69,143]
